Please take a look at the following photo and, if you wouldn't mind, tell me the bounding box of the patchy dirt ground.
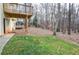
[15,27,79,44]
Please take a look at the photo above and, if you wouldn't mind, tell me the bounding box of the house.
[0,3,33,36]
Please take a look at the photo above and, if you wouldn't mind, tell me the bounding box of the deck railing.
[3,3,33,15]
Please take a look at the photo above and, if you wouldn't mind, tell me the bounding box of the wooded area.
[30,3,79,35]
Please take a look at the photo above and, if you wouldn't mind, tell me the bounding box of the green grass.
[1,35,79,55]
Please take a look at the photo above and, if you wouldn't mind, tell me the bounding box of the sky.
[0,0,79,3]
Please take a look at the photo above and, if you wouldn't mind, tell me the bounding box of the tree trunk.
[68,3,71,35]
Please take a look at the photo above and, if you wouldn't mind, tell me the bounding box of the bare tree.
[68,3,72,35]
[57,3,61,32]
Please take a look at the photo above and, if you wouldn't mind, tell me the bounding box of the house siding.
[0,4,4,35]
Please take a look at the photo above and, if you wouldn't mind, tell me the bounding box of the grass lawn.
[1,35,79,55]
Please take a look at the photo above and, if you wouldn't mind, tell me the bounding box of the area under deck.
[3,3,33,34]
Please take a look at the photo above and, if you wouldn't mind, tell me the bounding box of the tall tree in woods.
[53,3,57,35]
[50,3,57,35]
[76,5,79,33]
[61,3,67,34]
[50,3,54,31]
[57,3,61,32]
[44,3,49,29]
[68,3,72,35]
[71,4,76,33]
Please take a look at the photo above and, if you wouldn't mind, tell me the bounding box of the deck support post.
[25,17,28,33]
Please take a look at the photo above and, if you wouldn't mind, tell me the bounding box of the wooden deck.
[3,3,33,19]
[4,11,32,18]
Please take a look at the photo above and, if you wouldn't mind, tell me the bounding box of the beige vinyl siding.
[0,4,4,35]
